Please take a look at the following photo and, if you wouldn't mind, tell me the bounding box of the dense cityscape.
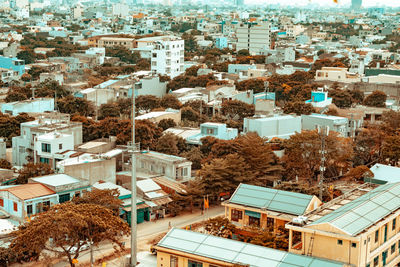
[0,0,399,266]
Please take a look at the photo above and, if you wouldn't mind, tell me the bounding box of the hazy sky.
[247,0,400,7]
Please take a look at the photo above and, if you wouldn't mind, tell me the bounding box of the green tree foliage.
[283,101,315,115]
[0,112,34,146]
[98,103,120,120]
[57,96,95,117]
[237,49,250,57]
[353,125,385,166]
[71,188,122,215]
[282,130,353,182]
[329,89,353,108]
[105,47,141,64]
[35,80,70,98]
[363,90,387,107]
[17,50,35,64]
[5,91,28,102]
[167,73,216,91]
[155,133,187,156]
[181,106,200,122]
[220,100,255,120]
[158,118,177,131]
[10,202,129,267]
[135,95,161,113]
[236,78,266,93]
[180,146,203,170]
[28,66,47,80]
[0,159,12,169]
[17,163,54,184]
[160,94,182,109]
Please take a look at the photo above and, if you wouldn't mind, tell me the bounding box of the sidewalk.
[50,206,224,267]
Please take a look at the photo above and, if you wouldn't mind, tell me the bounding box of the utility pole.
[130,87,138,267]
[318,126,328,201]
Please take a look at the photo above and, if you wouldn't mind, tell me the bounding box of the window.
[161,166,165,174]
[375,230,379,243]
[183,168,188,176]
[41,143,51,153]
[59,144,62,150]
[170,256,178,267]
[351,242,356,248]
[59,193,70,203]
[27,204,33,216]
[337,240,343,245]
[188,260,202,267]
[231,209,242,222]
[40,157,49,164]
[0,198,3,207]
[206,128,214,135]
[13,202,18,212]
[74,192,80,198]
[391,243,396,254]
[393,218,396,231]
[373,256,379,267]
[248,215,260,227]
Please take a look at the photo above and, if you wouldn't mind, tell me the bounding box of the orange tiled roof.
[1,184,55,200]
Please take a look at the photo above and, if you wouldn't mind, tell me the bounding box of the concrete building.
[286,182,400,267]
[1,98,54,116]
[39,72,64,85]
[74,88,114,107]
[315,67,361,83]
[0,183,58,222]
[29,174,90,203]
[305,91,333,108]
[135,151,192,182]
[89,36,136,49]
[236,22,271,55]
[301,114,349,137]
[215,37,228,49]
[154,228,346,267]
[0,56,24,76]
[136,109,181,124]
[223,183,321,233]
[150,36,184,78]
[57,153,116,185]
[367,164,400,184]
[186,122,238,145]
[243,114,301,140]
[12,114,82,166]
[0,138,5,160]
[366,74,400,84]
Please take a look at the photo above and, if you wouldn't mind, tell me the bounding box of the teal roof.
[309,182,400,236]
[369,163,400,184]
[157,228,344,267]
[229,184,314,216]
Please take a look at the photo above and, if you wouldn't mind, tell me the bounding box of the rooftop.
[227,183,314,216]
[0,183,56,200]
[138,151,188,163]
[156,228,344,267]
[30,174,85,187]
[369,163,400,184]
[308,182,400,236]
[92,182,131,197]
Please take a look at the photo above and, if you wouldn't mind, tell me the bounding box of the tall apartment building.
[236,22,271,55]
[150,37,184,78]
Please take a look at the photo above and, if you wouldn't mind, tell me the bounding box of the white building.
[72,4,82,19]
[315,67,361,83]
[236,22,271,55]
[149,36,184,78]
[243,114,301,139]
[112,2,129,17]
[301,114,349,137]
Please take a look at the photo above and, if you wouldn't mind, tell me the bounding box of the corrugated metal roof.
[309,182,400,236]
[228,184,314,216]
[370,163,400,184]
[157,228,344,267]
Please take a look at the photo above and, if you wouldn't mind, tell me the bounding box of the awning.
[151,197,172,206]
[245,210,261,219]
[122,203,149,212]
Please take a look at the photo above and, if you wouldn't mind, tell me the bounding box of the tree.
[105,46,141,64]
[329,89,353,108]
[135,119,163,149]
[0,159,12,169]
[382,135,400,166]
[35,80,70,98]
[349,89,364,104]
[237,49,250,57]
[10,203,129,267]
[57,96,95,117]
[155,133,180,156]
[98,103,120,120]
[135,95,161,113]
[363,90,387,107]
[181,146,203,170]
[17,163,53,184]
[185,65,201,76]
[236,78,266,94]
[5,91,28,102]
[353,125,386,166]
[160,94,182,109]
[28,66,47,80]
[282,130,353,183]
[158,118,177,131]
[283,101,315,115]
[181,106,200,122]
[221,100,255,120]
[17,50,35,64]
[71,188,122,215]
[21,73,32,83]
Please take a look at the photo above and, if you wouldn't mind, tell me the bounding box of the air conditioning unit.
[292,216,308,225]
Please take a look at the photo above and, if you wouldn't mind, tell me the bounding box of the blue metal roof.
[157,228,345,267]
[309,182,400,236]
[228,183,314,216]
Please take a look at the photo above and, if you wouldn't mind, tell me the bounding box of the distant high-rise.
[235,0,244,6]
[351,0,362,9]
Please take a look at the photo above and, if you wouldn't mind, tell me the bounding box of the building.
[352,0,362,9]
[137,179,172,220]
[236,22,271,55]
[286,182,400,267]
[315,67,361,83]
[186,122,238,145]
[88,36,136,49]
[135,151,192,182]
[150,36,185,78]
[135,109,181,124]
[301,114,349,137]
[154,228,346,267]
[0,68,20,83]
[367,164,400,184]
[29,174,90,203]
[243,114,301,139]
[0,183,58,222]
[223,183,321,232]
[0,56,24,76]
[215,37,228,49]
[12,113,82,166]
[57,153,116,185]
[1,98,54,116]
[305,91,333,108]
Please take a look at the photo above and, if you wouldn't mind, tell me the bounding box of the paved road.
[50,206,224,267]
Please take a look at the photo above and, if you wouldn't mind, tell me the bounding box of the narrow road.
[48,206,224,267]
